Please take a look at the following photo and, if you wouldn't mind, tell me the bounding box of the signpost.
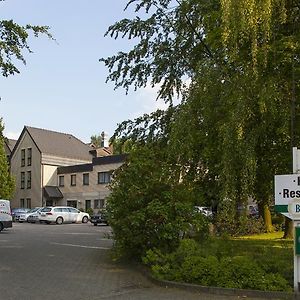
[275,147,300,293]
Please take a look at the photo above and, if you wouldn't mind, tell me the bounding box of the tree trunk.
[283,217,293,239]
[263,204,274,232]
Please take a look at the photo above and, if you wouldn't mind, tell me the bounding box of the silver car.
[19,207,43,223]
[27,207,44,223]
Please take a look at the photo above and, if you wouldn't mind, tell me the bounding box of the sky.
[0,0,168,143]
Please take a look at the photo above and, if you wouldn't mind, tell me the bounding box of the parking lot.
[0,222,265,300]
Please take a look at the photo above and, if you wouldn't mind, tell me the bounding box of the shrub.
[86,208,94,215]
[215,213,265,236]
[143,238,292,292]
[107,146,209,259]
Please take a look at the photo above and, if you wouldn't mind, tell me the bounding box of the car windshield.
[41,207,52,212]
[28,208,39,213]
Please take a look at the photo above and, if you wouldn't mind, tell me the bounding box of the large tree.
[102,0,299,236]
[0,119,14,199]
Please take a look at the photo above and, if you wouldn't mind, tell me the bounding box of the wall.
[10,131,42,208]
[58,161,123,212]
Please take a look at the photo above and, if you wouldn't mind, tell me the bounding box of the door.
[68,207,80,222]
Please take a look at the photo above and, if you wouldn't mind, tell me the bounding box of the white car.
[39,206,90,225]
[18,207,43,222]
[0,199,12,232]
[194,206,213,217]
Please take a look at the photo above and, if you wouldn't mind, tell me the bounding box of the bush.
[143,238,292,292]
[107,146,209,259]
[214,199,266,236]
[86,208,94,215]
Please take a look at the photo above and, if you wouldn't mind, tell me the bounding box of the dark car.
[11,208,31,222]
[90,212,108,226]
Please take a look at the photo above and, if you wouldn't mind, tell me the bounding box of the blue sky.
[0,0,167,142]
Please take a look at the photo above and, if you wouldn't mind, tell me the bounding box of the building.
[4,138,17,161]
[57,154,126,211]
[8,126,125,211]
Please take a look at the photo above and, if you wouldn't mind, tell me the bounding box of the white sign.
[275,174,300,205]
[288,199,300,218]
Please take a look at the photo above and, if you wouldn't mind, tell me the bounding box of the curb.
[138,266,295,300]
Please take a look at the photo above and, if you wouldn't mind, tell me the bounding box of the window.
[69,207,79,213]
[53,208,63,213]
[62,207,70,212]
[98,172,111,184]
[94,199,105,209]
[27,171,31,189]
[67,200,77,208]
[85,200,91,210]
[21,149,25,167]
[20,199,25,208]
[27,148,32,166]
[21,172,25,189]
[59,175,64,187]
[71,174,76,186]
[26,198,31,209]
[83,173,89,185]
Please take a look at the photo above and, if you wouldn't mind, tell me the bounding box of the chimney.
[101,131,109,148]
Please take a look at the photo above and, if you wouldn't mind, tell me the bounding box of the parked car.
[27,208,44,223]
[11,208,30,222]
[39,206,90,224]
[90,212,108,226]
[0,199,13,232]
[17,207,43,223]
[194,206,213,218]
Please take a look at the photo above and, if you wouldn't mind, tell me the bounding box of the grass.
[202,232,294,288]
[236,231,292,241]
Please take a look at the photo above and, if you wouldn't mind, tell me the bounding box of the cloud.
[4,130,20,140]
[130,84,169,119]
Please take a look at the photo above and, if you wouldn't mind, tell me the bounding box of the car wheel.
[56,217,63,225]
[93,223,97,226]
[0,223,3,232]
[82,216,88,223]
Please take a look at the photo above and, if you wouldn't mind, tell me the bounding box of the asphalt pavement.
[0,222,277,300]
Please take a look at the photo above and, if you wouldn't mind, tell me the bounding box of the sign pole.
[293,147,300,293]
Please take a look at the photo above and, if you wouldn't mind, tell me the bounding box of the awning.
[44,186,63,199]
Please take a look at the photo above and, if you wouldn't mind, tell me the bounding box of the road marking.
[61,233,99,235]
[0,245,23,248]
[50,242,110,250]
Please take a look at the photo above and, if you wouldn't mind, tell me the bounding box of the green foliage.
[214,199,265,236]
[90,134,102,148]
[0,120,15,199]
[107,144,209,259]
[0,16,52,76]
[100,0,220,101]
[143,238,292,291]
[85,208,94,215]
[102,0,300,236]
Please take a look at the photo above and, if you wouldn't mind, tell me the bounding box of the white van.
[0,199,13,232]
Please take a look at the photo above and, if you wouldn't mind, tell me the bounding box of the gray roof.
[5,139,17,152]
[25,126,93,161]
